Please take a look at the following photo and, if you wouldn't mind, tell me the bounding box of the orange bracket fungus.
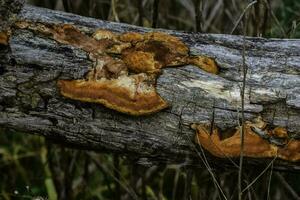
[58,73,168,116]
[192,117,300,162]
[16,22,218,115]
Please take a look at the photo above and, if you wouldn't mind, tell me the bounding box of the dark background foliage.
[1,0,300,199]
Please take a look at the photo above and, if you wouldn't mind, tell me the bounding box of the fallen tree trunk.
[0,1,300,170]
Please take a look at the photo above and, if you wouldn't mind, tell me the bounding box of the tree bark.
[0,2,300,170]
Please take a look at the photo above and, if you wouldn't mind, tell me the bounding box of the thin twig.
[202,0,222,32]
[266,161,273,200]
[111,0,120,22]
[262,0,287,38]
[230,1,257,34]
[241,156,277,194]
[87,152,138,200]
[209,103,239,168]
[195,106,239,168]
[195,135,228,200]
[238,7,249,200]
[179,105,227,200]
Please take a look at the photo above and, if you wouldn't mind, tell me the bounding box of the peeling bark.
[0,2,300,170]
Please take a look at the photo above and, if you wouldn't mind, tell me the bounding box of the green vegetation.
[2,128,300,199]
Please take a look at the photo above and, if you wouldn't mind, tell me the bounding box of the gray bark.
[0,2,300,170]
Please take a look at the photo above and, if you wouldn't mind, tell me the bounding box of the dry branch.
[0,1,300,170]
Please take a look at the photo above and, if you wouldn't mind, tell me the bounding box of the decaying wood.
[0,1,300,170]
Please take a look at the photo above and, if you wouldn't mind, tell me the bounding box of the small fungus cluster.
[16,21,218,115]
[192,117,300,162]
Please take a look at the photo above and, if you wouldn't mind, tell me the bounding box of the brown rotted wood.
[0,0,300,170]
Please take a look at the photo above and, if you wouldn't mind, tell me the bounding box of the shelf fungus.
[58,73,168,116]
[192,118,300,162]
[16,22,218,115]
